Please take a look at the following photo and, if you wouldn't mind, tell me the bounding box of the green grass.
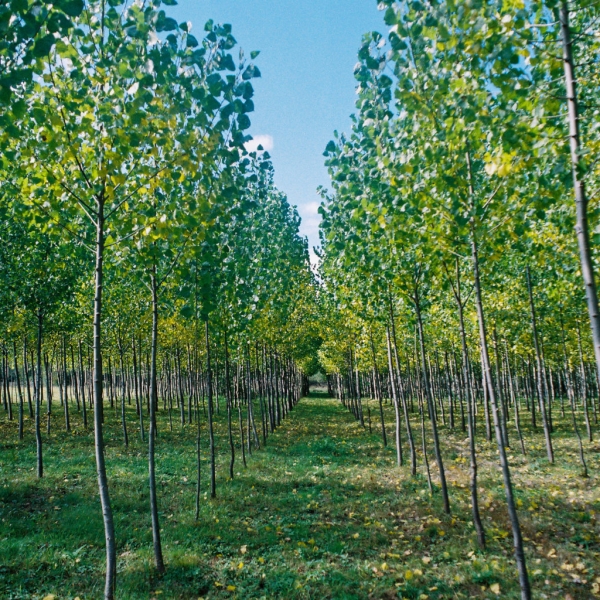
[1,392,599,599]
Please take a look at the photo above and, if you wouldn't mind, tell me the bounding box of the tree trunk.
[149,267,165,573]
[205,319,216,498]
[35,313,43,478]
[386,326,403,467]
[225,332,235,480]
[559,2,600,388]
[452,257,485,548]
[78,340,87,429]
[470,220,530,599]
[526,266,554,462]
[389,298,417,474]
[14,341,24,440]
[93,205,117,600]
[414,285,450,514]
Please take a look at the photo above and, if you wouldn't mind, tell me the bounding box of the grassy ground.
[0,391,599,599]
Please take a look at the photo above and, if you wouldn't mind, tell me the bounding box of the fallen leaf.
[490,583,501,595]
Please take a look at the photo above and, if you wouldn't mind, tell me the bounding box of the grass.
[1,391,599,599]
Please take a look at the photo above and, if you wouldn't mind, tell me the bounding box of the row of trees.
[0,1,319,598]
[317,1,599,599]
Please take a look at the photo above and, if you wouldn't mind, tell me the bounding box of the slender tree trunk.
[246,344,260,450]
[149,267,165,573]
[225,332,235,480]
[452,258,485,548]
[133,339,144,442]
[492,325,509,447]
[24,339,33,418]
[35,313,43,478]
[205,319,216,498]
[559,2,600,386]
[561,317,588,477]
[62,337,70,432]
[93,205,117,600]
[526,266,554,462]
[504,343,526,456]
[14,341,24,440]
[389,297,417,474]
[414,285,450,514]
[418,390,433,494]
[370,333,387,446]
[386,326,402,467]
[576,322,593,441]
[469,200,530,600]
[117,340,128,447]
[79,340,88,429]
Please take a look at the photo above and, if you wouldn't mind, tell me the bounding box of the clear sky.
[168,1,386,261]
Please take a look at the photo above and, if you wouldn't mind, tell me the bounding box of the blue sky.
[169,1,386,261]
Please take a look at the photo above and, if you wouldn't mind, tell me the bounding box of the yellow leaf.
[258,557,265,564]
[237,562,244,569]
[490,583,501,595]
[381,562,389,571]
[484,162,498,176]
[226,585,236,592]
[240,545,247,554]
[43,596,57,600]
[405,570,413,580]
[422,556,431,564]
[497,162,511,177]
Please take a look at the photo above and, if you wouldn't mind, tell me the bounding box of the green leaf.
[237,114,251,130]
[12,99,27,118]
[33,34,55,57]
[54,0,84,17]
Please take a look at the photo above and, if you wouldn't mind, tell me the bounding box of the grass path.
[1,392,599,599]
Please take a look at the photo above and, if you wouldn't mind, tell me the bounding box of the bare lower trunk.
[225,333,235,479]
[414,287,450,514]
[526,266,554,463]
[14,341,24,440]
[386,326,402,467]
[453,258,485,548]
[470,218,530,599]
[93,205,116,600]
[149,267,165,573]
[389,298,417,474]
[35,313,43,478]
[205,319,216,498]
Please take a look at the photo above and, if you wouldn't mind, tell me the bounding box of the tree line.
[317,1,599,599]
[0,1,319,598]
